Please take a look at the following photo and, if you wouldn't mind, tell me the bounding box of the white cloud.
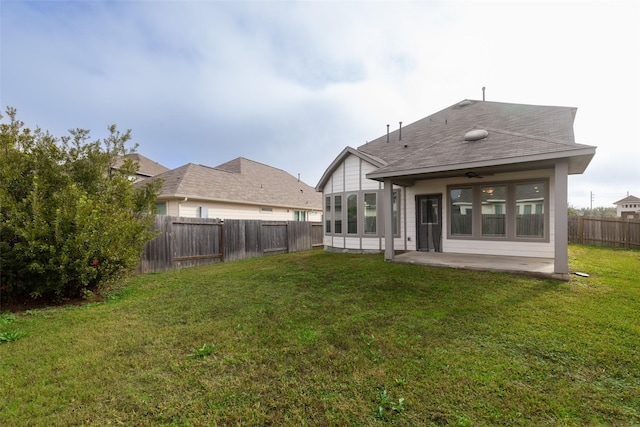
[2,0,639,205]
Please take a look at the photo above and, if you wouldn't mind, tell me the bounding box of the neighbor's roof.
[114,153,170,177]
[613,195,640,205]
[317,99,597,188]
[139,157,322,210]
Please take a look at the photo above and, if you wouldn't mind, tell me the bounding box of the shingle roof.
[613,195,640,205]
[114,153,170,177]
[139,157,322,210]
[349,99,595,183]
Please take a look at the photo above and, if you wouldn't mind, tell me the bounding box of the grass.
[1,244,638,426]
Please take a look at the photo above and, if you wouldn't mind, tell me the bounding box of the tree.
[568,205,617,218]
[0,107,163,300]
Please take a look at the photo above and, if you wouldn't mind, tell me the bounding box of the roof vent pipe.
[482,86,486,101]
[399,121,402,141]
[386,124,390,143]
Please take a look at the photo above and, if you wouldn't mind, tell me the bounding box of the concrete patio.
[393,251,558,280]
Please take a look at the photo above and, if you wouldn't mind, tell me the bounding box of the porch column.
[384,179,394,261]
[554,159,569,279]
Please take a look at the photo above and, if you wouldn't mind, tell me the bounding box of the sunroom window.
[481,185,506,237]
[334,195,342,234]
[448,180,547,241]
[450,188,473,236]
[516,182,545,238]
[347,194,358,234]
[325,196,331,233]
[364,193,377,234]
[324,189,401,238]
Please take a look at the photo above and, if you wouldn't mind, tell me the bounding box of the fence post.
[625,219,630,249]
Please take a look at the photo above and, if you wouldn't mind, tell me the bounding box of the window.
[334,195,342,234]
[294,210,306,221]
[516,183,544,238]
[324,189,400,237]
[392,190,400,236]
[155,202,167,215]
[481,185,506,237]
[450,188,473,236]
[448,180,547,241]
[347,194,358,234]
[364,193,377,234]
[325,196,331,233]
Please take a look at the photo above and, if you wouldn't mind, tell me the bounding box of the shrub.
[0,107,162,300]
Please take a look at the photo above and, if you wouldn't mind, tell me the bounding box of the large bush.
[0,107,162,300]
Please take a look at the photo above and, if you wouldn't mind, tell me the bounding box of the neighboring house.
[315,99,597,279]
[613,195,640,219]
[138,157,322,221]
[113,153,170,182]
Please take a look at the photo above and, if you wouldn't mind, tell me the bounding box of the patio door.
[416,194,442,252]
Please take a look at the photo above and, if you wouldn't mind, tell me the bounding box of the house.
[112,153,170,182]
[315,99,597,280]
[613,194,640,219]
[138,157,322,221]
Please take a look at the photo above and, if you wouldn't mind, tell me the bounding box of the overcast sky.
[2,0,638,208]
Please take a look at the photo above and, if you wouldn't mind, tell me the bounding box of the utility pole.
[590,191,594,210]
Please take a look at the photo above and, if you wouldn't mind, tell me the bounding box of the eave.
[366,147,596,186]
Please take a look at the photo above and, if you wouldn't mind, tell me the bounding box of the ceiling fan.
[464,171,484,179]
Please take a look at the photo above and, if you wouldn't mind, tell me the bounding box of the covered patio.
[393,251,558,280]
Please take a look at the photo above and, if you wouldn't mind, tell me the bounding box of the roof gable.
[613,195,640,205]
[315,147,386,191]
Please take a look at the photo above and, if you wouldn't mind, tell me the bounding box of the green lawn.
[1,245,639,426]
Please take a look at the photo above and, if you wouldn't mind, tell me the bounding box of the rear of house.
[316,99,597,279]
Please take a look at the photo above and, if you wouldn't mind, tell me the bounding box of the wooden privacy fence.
[568,216,640,249]
[138,216,323,273]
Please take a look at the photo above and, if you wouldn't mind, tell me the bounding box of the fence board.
[261,222,287,255]
[138,215,173,273]
[288,221,311,252]
[223,219,246,262]
[139,217,323,272]
[311,223,324,248]
[244,220,263,258]
[569,216,640,248]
